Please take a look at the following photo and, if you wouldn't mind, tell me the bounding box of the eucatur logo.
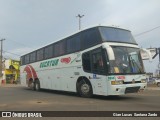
[61,57,71,64]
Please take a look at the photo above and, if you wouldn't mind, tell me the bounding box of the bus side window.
[44,45,53,59]
[81,28,101,50]
[37,49,44,61]
[67,34,81,53]
[91,51,104,74]
[82,52,91,72]
[30,52,36,63]
[24,54,30,64]
[54,41,66,57]
[21,56,25,65]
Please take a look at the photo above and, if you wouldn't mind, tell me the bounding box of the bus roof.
[21,26,130,56]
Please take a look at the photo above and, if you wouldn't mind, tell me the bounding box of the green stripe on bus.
[40,59,59,68]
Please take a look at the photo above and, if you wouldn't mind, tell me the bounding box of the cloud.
[0,0,159,73]
[101,0,160,29]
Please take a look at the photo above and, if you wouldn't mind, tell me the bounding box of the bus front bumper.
[108,83,147,95]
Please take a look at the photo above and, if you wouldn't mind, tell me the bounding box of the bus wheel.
[157,82,160,87]
[35,80,40,91]
[29,80,35,90]
[77,79,93,98]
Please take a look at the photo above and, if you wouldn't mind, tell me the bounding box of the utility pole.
[158,48,160,76]
[76,14,84,31]
[0,38,5,77]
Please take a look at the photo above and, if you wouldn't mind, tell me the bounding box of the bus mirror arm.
[102,44,115,61]
[141,48,152,62]
[102,44,106,49]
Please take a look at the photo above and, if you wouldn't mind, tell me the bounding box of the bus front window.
[109,46,145,74]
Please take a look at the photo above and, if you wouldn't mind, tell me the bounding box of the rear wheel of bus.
[28,79,35,90]
[35,80,40,91]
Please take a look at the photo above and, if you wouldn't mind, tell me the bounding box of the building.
[2,59,20,84]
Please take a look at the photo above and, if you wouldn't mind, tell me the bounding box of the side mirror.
[102,43,115,60]
[140,48,152,62]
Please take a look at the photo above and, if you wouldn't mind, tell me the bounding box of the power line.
[3,50,21,56]
[3,55,12,60]
[6,38,32,49]
[135,25,160,37]
[3,55,19,60]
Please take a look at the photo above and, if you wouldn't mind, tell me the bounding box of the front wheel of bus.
[77,80,93,98]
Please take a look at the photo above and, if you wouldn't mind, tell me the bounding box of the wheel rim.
[81,84,90,94]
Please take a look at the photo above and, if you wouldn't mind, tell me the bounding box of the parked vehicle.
[155,78,160,87]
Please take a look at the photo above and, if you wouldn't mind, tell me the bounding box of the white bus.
[20,26,147,97]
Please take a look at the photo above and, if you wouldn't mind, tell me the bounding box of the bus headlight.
[111,80,123,85]
[141,79,146,83]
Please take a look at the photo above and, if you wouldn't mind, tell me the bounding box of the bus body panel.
[107,74,146,95]
[20,26,147,97]
[20,42,147,96]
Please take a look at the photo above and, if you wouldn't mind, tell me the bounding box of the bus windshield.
[109,46,145,74]
[99,27,137,44]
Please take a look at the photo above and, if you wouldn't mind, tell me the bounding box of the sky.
[0,0,160,74]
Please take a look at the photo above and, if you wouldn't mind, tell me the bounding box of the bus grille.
[125,86,140,94]
[123,81,141,84]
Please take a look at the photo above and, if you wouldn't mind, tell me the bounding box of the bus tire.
[31,82,35,90]
[35,80,40,91]
[28,79,35,90]
[157,82,160,87]
[77,79,93,98]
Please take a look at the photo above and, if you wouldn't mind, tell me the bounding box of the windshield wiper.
[130,59,143,73]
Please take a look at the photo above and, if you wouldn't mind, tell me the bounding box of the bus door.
[82,47,108,95]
